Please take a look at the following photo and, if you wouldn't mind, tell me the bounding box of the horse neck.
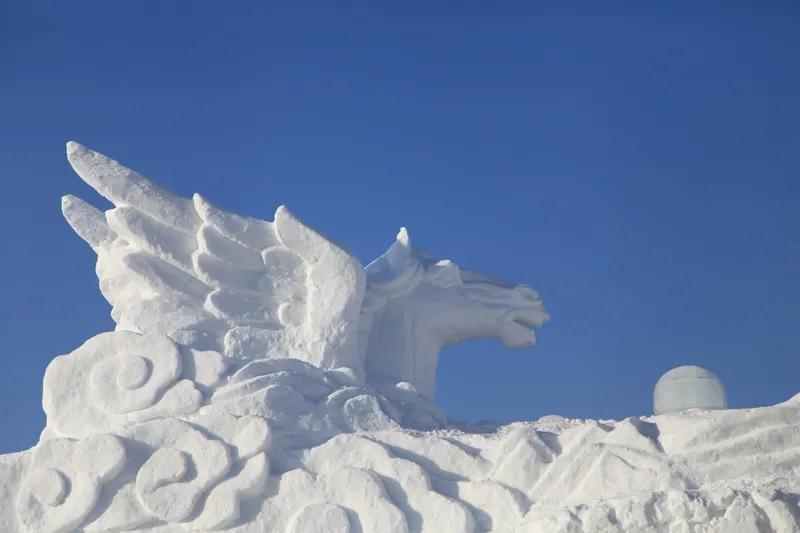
[363,296,442,400]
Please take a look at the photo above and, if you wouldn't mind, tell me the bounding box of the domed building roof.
[653,365,727,415]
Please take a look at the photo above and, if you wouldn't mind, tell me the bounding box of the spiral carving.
[15,434,126,533]
[128,419,232,523]
[43,331,204,437]
[90,343,181,414]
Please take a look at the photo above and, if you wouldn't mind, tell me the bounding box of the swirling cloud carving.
[43,331,224,438]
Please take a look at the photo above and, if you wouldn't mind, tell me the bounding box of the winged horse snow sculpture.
[62,142,548,398]
[5,143,798,533]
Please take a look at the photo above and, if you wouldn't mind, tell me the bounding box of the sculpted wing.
[62,142,366,371]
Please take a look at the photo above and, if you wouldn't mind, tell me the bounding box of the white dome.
[653,365,727,415]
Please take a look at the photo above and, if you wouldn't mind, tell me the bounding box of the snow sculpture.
[653,365,727,415]
[0,143,798,532]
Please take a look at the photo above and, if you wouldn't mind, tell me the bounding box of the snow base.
[1,345,799,532]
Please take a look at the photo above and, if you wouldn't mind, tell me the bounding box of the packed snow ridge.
[1,142,798,532]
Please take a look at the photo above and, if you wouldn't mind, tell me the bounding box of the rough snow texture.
[0,143,798,532]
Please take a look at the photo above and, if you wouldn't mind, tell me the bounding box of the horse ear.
[385,227,412,269]
[365,227,413,279]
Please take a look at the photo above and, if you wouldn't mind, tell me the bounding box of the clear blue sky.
[1,2,798,453]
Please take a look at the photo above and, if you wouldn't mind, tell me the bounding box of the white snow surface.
[1,143,798,532]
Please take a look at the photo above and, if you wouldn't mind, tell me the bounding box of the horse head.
[360,228,548,399]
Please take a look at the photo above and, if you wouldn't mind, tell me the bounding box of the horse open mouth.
[500,312,546,347]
